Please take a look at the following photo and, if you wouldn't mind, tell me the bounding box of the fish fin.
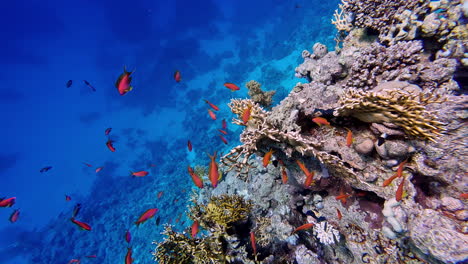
[126,86,133,92]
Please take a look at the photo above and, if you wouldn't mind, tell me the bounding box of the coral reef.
[246,80,276,108]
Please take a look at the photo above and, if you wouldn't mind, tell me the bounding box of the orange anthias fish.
[312,117,330,126]
[70,218,92,231]
[83,163,93,167]
[157,191,164,199]
[115,67,134,96]
[336,208,342,220]
[296,160,314,187]
[218,129,228,135]
[65,195,72,201]
[396,177,405,202]
[68,259,80,264]
[383,160,406,187]
[187,140,192,151]
[131,171,149,177]
[125,247,133,264]
[95,167,103,173]
[250,231,257,257]
[188,166,203,189]
[174,70,181,82]
[9,209,20,223]
[263,149,275,167]
[135,208,158,226]
[281,167,288,184]
[105,127,112,136]
[191,220,199,238]
[336,190,351,206]
[203,99,219,111]
[219,135,228,144]
[222,119,227,129]
[208,152,219,188]
[460,193,468,199]
[208,109,217,120]
[224,82,240,91]
[242,105,252,125]
[106,139,116,152]
[0,197,16,207]
[292,223,314,234]
[346,128,353,147]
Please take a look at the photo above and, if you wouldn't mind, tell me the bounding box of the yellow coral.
[204,194,253,229]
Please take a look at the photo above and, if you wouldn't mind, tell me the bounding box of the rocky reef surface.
[153,0,468,263]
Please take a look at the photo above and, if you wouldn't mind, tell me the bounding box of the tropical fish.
[187,140,192,151]
[125,247,133,264]
[219,135,228,144]
[106,139,116,152]
[115,67,134,95]
[83,162,93,167]
[292,223,314,233]
[208,109,217,120]
[9,209,20,223]
[335,191,350,206]
[396,177,405,202]
[68,259,80,264]
[191,220,199,238]
[72,203,81,218]
[250,231,257,257]
[263,149,275,167]
[377,133,387,146]
[224,82,240,91]
[218,129,228,135]
[203,99,219,111]
[83,80,96,92]
[66,80,73,88]
[188,166,203,189]
[460,193,468,199]
[40,166,52,173]
[174,70,181,82]
[65,195,72,201]
[346,128,353,147]
[312,117,330,126]
[95,167,103,173]
[85,255,97,258]
[208,152,219,188]
[157,191,164,199]
[382,174,399,187]
[70,218,91,231]
[135,208,158,226]
[105,127,112,136]
[131,171,149,177]
[0,197,15,207]
[242,105,252,125]
[336,208,342,220]
[383,160,406,187]
[125,230,131,243]
[222,119,227,129]
[296,160,314,187]
[281,167,288,184]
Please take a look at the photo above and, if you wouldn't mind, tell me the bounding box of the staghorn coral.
[246,80,276,108]
[331,4,353,32]
[334,81,445,142]
[152,225,225,264]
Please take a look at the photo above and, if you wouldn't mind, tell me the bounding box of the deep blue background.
[0,0,339,263]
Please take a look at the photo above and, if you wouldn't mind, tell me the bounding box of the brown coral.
[246,80,276,108]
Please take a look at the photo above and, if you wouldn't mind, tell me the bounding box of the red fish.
[115,67,134,95]
[296,160,314,187]
[263,149,274,167]
[157,191,164,199]
[70,218,92,231]
[131,171,149,177]
[68,259,80,264]
[204,99,219,111]
[396,160,406,177]
[208,152,219,188]
[65,195,72,201]
[191,220,199,238]
[125,248,133,264]
[383,173,399,187]
[0,197,15,207]
[9,209,20,223]
[292,223,314,234]
[222,119,227,129]
[383,160,406,187]
[208,109,217,120]
[150,163,157,167]
[250,231,257,256]
[188,166,203,189]
[396,177,405,202]
[86,255,97,258]
[95,167,103,173]
[281,167,288,184]
[346,128,353,147]
[460,193,468,199]
[219,135,228,144]
[105,127,112,135]
[218,129,228,135]
[174,70,181,82]
[336,208,342,220]
[135,208,158,226]
[125,230,131,243]
[224,82,240,91]
[335,191,350,206]
[106,139,116,152]
[312,117,330,126]
[187,140,192,151]
[242,105,252,125]
[83,163,93,167]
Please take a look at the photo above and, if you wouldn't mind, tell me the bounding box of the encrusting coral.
[246,80,276,108]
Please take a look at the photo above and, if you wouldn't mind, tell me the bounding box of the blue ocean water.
[0,0,340,263]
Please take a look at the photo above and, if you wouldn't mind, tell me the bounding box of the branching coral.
[331,4,353,32]
[334,82,445,142]
[152,225,225,264]
[246,80,276,108]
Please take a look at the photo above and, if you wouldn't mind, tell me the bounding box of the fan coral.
[152,225,225,264]
[246,80,276,108]
[334,81,445,142]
